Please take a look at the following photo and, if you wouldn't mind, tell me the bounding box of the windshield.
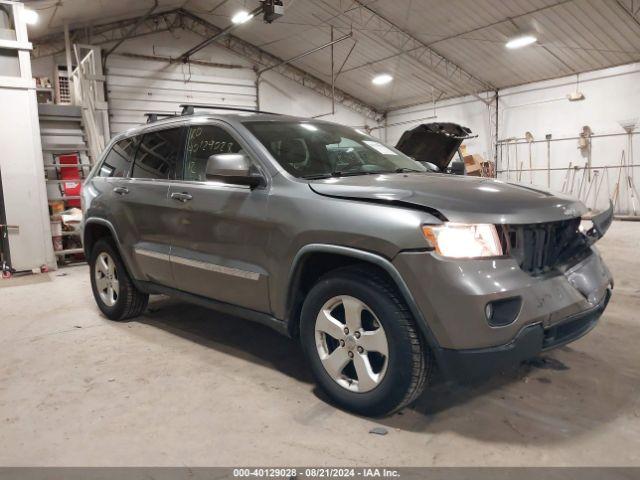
[243,121,426,179]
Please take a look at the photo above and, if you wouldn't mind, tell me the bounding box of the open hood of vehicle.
[395,122,473,171]
[308,173,588,224]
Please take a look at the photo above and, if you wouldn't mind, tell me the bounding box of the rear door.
[168,122,272,313]
[93,135,139,269]
[123,125,186,286]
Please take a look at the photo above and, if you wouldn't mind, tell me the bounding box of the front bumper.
[393,247,613,381]
[438,288,610,381]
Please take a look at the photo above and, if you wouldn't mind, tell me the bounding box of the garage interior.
[1,0,640,468]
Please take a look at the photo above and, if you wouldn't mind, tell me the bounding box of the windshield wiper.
[393,167,424,173]
[302,170,380,180]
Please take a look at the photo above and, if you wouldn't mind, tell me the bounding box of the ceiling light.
[23,8,39,25]
[231,10,254,24]
[505,34,537,49]
[372,73,393,85]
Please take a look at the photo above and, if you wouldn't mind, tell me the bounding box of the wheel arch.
[285,244,444,364]
[83,218,141,284]
[83,217,121,258]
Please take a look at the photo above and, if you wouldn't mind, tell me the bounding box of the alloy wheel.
[314,295,389,393]
[94,252,119,307]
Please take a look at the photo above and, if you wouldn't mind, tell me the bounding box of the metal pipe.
[179,4,263,62]
[64,23,73,103]
[331,26,335,116]
[116,51,248,69]
[493,90,498,176]
[257,32,353,75]
[496,163,640,173]
[367,114,437,131]
[498,130,640,145]
[334,41,356,82]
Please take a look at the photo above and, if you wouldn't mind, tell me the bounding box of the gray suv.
[82,107,614,416]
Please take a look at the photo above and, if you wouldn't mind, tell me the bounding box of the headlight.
[422,223,503,258]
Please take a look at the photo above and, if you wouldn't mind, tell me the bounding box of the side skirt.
[138,281,290,337]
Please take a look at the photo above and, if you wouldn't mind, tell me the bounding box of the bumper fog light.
[485,297,522,327]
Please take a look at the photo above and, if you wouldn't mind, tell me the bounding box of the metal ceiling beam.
[31,9,184,58]
[31,8,382,121]
[340,0,496,104]
[178,9,382,120]
[616,0,640,30]
[102,0,159,65]
[340,0,576,76]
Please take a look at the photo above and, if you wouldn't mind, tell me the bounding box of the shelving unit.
[38,104,91,265]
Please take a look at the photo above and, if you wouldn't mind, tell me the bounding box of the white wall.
[385,62,640,214]
[259,70,379,133]
[498,63,640,214]
[33,30,381,136]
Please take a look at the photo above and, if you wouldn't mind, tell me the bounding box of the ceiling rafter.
[341,0,497,104]
[616,0,640,29]
[30,8,382,121]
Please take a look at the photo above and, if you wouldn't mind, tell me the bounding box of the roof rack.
[179,104,282,116]
[144,112,179,123]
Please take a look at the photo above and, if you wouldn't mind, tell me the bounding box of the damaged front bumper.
[393,205,615,382]
[438,276,612,383]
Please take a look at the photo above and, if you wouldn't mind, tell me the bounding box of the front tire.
[89,238,148,321]
[300,266,431,416]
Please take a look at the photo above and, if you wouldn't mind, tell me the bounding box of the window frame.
[95,135,140,180]
[130,126,187,182]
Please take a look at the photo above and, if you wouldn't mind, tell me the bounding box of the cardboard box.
[463,154,483,176]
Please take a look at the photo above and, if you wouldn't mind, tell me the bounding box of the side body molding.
[286,244,445,365]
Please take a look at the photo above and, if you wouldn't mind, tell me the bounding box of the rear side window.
[183,125,242,181]
[98,137,137,177]
[132,127,183,180]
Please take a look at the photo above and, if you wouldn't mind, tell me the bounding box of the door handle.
[171,192,193,203]
[113,186,129,195]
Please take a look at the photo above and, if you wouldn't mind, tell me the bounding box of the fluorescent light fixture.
[231,10,253,24]
[23,8,39,25]
[505,34,537,49]
[372,73,393,85]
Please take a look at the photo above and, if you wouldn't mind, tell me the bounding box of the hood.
[395,122,473,170]
[308,173,587,224]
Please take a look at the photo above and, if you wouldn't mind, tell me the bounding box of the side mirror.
[205,153,263,188]
[448,160,465,176]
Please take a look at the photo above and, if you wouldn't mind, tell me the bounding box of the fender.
[83,217,144,289]
[286,243,445,365]
[82,217,122,256]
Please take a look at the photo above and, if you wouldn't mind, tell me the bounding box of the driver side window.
[184,125,243,182]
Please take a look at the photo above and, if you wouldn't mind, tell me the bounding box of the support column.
[0,0,55,271]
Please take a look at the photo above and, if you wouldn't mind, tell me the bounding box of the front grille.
[498,218,589,275]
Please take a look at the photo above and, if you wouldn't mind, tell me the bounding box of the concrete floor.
[1,221,639,467]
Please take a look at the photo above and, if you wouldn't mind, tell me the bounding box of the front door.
[168,123,272,313]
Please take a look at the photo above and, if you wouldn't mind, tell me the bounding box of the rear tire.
[89,238,148,321]
[300,266,431,417]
